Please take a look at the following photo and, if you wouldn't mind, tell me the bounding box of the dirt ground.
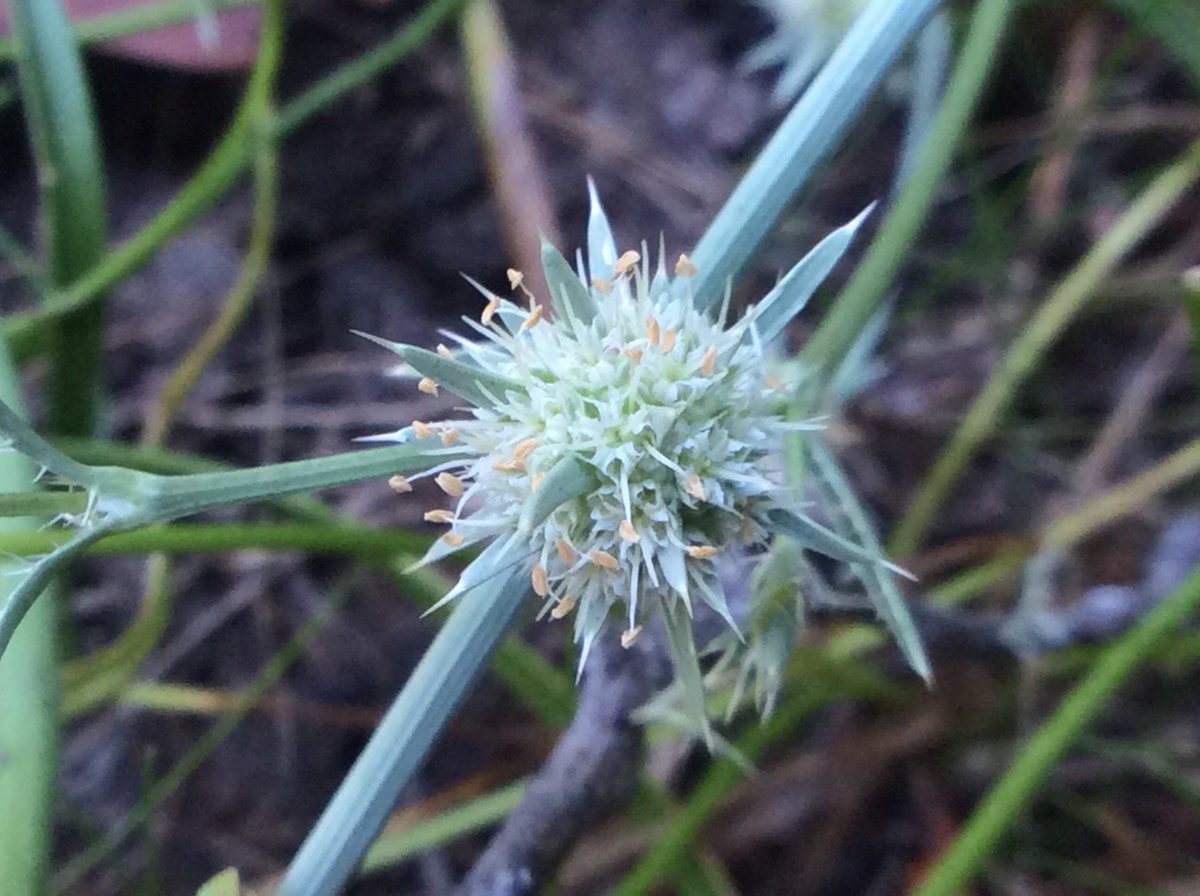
[1,0,1198,894]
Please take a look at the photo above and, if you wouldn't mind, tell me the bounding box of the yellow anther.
[513,438,539,462]
[624,346,643,363]
[660,329,677,353]
[532,563,549,596]
[700,344,717,376]
[492,457,524,473]
[482,293,501,325]
[521,303,543,330]
[550,593,578,619]
[684,473,706,501]
[590,549,619,571]
[591,277,613,294]
[645,315,660,347]
[442,532,465,547]
[614,250,640,276]
[412,420,435,439]
[674,253,697,277]
[437,343,453,359]
[418,377,439,396]
[440,427,459,447]
[387,474,413,494]
[435,472,465,497]
[687,544,718,559]
[765,374,784,393]
[531,471,546,492]
[620,625,644,648]
[424,509,455,523]
[618,520,640,543]
[555,538,576,563]
[506,268,524,291]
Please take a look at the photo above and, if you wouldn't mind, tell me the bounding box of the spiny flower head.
[363,183,925,730]
[747,0,870,102]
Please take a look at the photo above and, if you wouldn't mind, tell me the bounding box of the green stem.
[10,0,109,434]
[801,0,1016,376]
[890,137,1200,555]
[278,562,530,896]
[912,565,1200,896]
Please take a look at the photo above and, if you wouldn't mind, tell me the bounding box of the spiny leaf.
[517,454,594,535]
[541,237,597,326]
[752,204,873,345]
[662,595,712,746]
[767,508,914,582]
[586,176,617,279]
[353,331,524,408]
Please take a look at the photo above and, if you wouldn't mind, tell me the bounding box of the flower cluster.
[364,185,924,722]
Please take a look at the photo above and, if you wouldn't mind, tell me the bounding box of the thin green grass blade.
[685,0,942,309]
[912,565,1200,896]
[1104,0,1200,89]
[278,554,531,896]
[195,868,240,896]
[359,779,527,874]
[9,0,108,435]
[661,595,712,746]
[890,136,1200,555]
[801,0,1016,377]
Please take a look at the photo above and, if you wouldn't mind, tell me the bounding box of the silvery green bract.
[361,184,927,735]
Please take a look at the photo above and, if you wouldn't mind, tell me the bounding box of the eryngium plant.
[748,0,870,102]
[358,183,926,735]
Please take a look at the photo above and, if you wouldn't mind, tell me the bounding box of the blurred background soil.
[1,0,1198,893]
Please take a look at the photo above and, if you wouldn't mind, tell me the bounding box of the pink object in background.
[0,0,261,71]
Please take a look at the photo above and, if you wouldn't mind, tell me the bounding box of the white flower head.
[364,183,926,730]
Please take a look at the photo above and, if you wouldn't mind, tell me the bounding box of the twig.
[457,634,667,896]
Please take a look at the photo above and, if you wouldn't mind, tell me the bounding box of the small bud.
[436,343,453,359]
[618,520,640,542]
[590,549,620,571]
[506,268,524,291]
[435,472,465,497]
[532,564,549,596]
[684,473,706,501]
[660,329,677,354]
[492,457,524,473]
[412,420,435,439]
[700,345,717,376]
[418,377,439,396]
[387,474,412,493]
[424,509,455,523]
[620,625,644,648]
[687,544,718,559]
[614,250,641,276]
[550,594,578,619]
[442,532,465,546]
[556,538,577,563]
[674,253,697,277]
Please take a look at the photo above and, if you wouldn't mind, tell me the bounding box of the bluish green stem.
[278,562,531,896]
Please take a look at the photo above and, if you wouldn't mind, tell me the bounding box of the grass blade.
[911,565,1200,896]
[686,0,942,309]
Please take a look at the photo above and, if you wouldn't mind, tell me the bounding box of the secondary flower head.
[747,0,870,102]
[364,183,925,727]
